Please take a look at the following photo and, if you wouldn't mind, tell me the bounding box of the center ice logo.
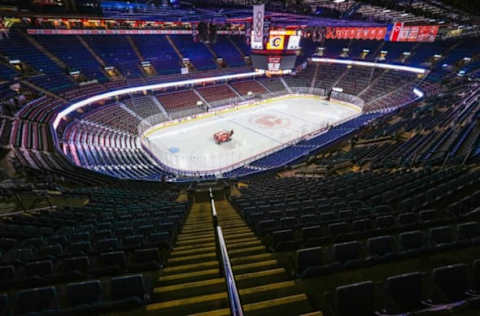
[251,115,290,128]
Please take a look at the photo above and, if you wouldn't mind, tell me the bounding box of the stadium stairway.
[145,196,316,315]
[145,200,225,315]
[228,37,246,58]
[195,199,314,315]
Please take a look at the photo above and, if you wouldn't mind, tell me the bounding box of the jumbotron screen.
[265,29,302,51]
[251,29,302,52]
[251,28,302,72]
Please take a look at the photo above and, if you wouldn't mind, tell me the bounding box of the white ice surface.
[145,96,358,173]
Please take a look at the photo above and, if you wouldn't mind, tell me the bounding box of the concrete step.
[230,253,274,265]
[227,240,261,250]
[153,277,225,300]
[232,260,279,274]
[173,242,215,252]
[176,236,215,246]
[163,260,218,274]
[191,293,311,316]
[228,245,265,257]
[235,268,288,288]
[167,251,217,265]
[170,245,216,257]
[158,268,221,285]
[146,291,228,315]
[177,232,214,241]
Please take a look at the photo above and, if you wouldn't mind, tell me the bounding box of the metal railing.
[209,188,243,316]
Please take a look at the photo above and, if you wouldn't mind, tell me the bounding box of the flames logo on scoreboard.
[267,36,285,50]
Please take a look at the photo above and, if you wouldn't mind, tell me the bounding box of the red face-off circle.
[249,114,291,128]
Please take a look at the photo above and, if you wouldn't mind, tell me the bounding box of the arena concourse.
[0,0,479,315]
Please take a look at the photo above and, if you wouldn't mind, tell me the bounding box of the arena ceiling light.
[310,57,427,74]
[53,70,265,130]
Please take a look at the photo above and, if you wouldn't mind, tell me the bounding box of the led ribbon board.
[310,58,427,74]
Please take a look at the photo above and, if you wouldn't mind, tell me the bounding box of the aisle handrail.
[217,225,244,316]
[209,188,243,316]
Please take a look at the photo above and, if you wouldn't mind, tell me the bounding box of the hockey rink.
[144,95,360,173]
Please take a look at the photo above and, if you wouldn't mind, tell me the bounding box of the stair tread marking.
[159,268,220,281]
[238,280,296,296]
[173,243,215,251]
[146,292,228,311]
[235,268,286,280]
[178,232,214,240]
[154,277,224,293]
[163,261,218,273]
[168,252,217,262]
[227,240,261,249]
[232,260,278,272]
[222,232,254,238]
[228,245,265,255]
[176,237,215,245]
[300,312,324,316]
[230,253,273,264]
[188,292,308,316]
[171,246,216,256]
[225,237,258,245]
[188,308,230,316]
[242,294,309,312]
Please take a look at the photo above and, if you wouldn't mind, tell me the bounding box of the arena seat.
[366,235,396,263]
[111,274,148,305]
[66,279,104,309]
[335,281,374,316]
[15,286,58,315]
[295,246,324,277]
[384,272,426,314]
[431,263,470,307]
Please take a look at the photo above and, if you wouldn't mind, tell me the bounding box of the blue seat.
[145,232,170,249]
[366,235,396,263]
[0,293,7,316]
[335,281,374,316]
[332,241,364,268]
[66,280,104,308]
[352,219,370,232]
[123,235,143,250]
[457,222,480,246]
[0,265,15,283]
[399,230,426,256]
[429,226,456,250]
[375,215,395,229]
[134,248,162,268]
[100,251,127,270]
[397,212,418,228]
[328,222,349,236]
[68,241,92,255]
[25,260,54,277]
[383,272,428,314]
[432,263,469,307]
[271,229,296,251]
[301,225,326,246]
[39,244,63,258]
[473,259,480,294]
[295,246,324,277]
[63,256,90,274]
[96,238,119,252]
[111,274,149,305]
[15,286,58,315]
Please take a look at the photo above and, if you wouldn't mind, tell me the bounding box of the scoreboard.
[250,28,302,73]
[249,4,302,74]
